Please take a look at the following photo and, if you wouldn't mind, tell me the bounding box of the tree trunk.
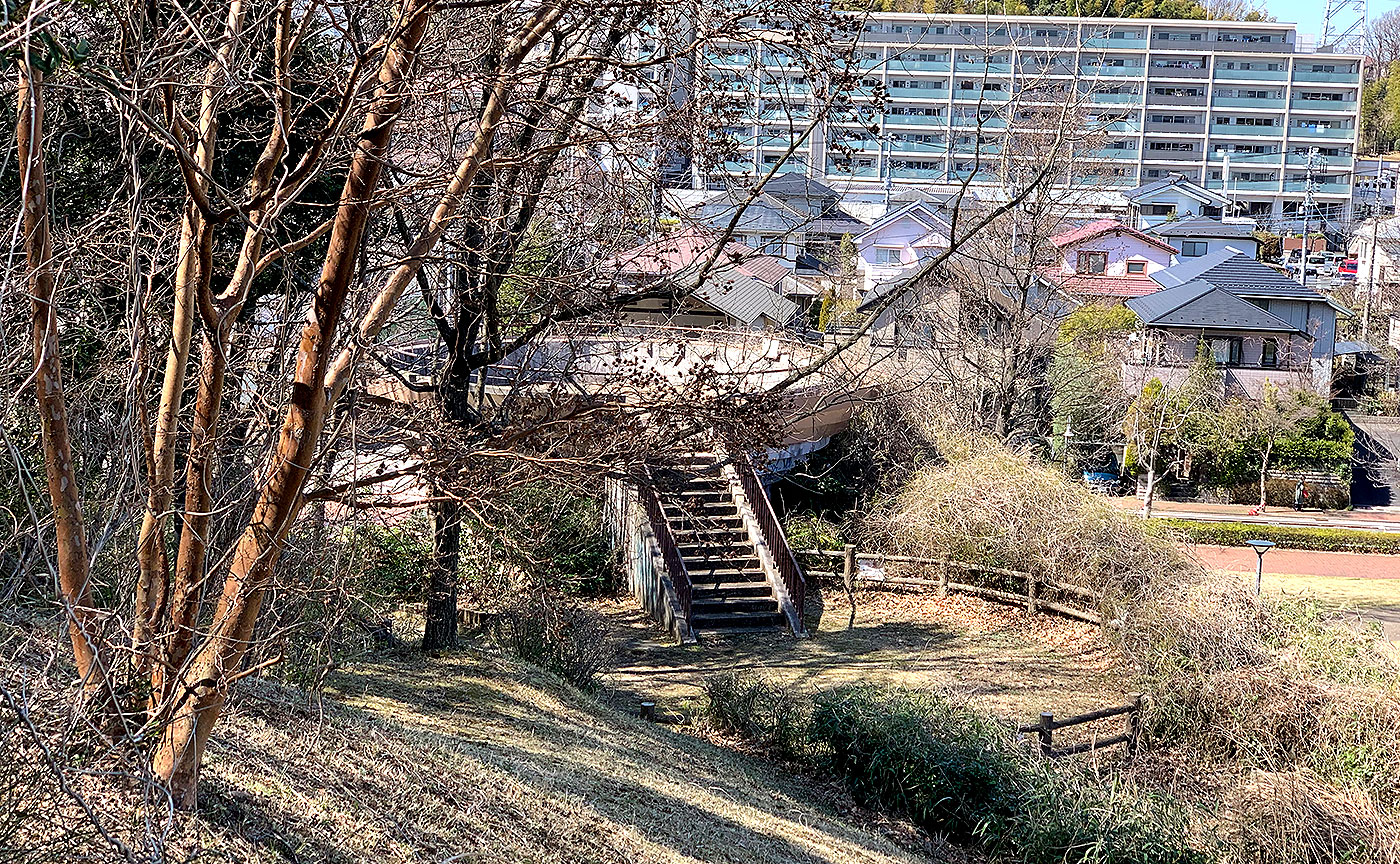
[150,0,433,808]
[423,493,462,651]
[1141,457,1156,519]
[18,62,107,696]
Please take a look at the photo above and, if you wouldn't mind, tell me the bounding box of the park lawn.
[597,585,1126,727]
[1244,570,1400,611]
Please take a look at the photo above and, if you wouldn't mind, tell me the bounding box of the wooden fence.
[1018,695,1145,759]
[796,547,1104,626]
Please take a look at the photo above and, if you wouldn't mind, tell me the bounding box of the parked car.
[1082,471,1121,495]
[1339,259,1358,280]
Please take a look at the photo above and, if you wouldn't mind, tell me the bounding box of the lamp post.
[1244,539,1276,597]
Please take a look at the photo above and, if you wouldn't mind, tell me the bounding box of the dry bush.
[491,589,615,689]
[866,447,1196,600]
[1220,771,1400,864]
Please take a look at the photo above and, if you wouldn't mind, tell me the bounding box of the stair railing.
[639,470,693,623]
[733,452,805,632]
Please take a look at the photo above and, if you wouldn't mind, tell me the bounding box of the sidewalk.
[1107,497,1400,531]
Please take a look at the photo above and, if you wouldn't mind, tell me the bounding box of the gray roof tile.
[1151,249,1326,301]
[1127,280,1306,334]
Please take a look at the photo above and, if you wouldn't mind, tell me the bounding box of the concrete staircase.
[654,455,787,632]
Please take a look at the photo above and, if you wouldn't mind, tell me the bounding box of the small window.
[1149,204,1176,217]
[1261,338,1278,367]
[1077,251,1108,274]
[1180,240,1209,257]
[1126,261,1147,275]
[875,247,903,265]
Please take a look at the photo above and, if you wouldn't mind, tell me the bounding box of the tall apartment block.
[692,15,1362,228]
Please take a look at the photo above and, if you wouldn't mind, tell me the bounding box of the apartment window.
[1181,240,1209,257]
[875,247,903,265]
[1150,204,1176,216]
[1077,251,1108,274]
[1127,261,1147,274]
[1261,338,1279,367]
[1148,141,1195,151]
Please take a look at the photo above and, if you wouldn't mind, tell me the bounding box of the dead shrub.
[491,589,614,689]
[866,448,1196,602]
[1220,770,1400,864]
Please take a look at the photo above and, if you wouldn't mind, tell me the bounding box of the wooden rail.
[735,453,805,633]
[640,476,692,623]
[1017,695,1145,759]
[798,548,1103,625]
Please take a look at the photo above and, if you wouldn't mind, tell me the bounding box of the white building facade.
[692,14,1361,230]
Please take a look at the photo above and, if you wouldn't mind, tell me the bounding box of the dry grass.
[1220,771,1400,864]
[4,620,940,864]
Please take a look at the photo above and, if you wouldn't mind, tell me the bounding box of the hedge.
[1151,518,1400,555]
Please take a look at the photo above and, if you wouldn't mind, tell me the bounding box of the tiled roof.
[1122,174,1230,207]
[694,270,800,327]
[613,227,787,285]
[1126,280,1307,334]
[1049,219,1178,254]
[1151,248,1326,301]
[1148,216,1257,239]
[1044,270,1161,299]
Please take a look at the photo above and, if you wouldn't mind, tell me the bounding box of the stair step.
[692,611,787,630]
[672,527,748,538]
[690,581,773,596]
[684,557,762,570]
[693,597,780,615]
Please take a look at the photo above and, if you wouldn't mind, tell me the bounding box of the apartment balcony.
[1147,65,1209,78]
[1082,36,1148,49]
[1021,63,1078,77]
[758,83,812,96]
[1283,180,1351,194]
[953,89,1011,102]
[1089,91,1144,104]
[1141,147,1203,162]
[952,116,1008,128]
[889,59,950,73]
[1292,69,1360,84]
[890,140,950,154]
[1205,178,1280,191]
[1288,125,1355,139]
[826,161,879,178]
[829,139,882,152]
[1147,92,1207,106]
[1290,98,1357,112]
[1285,152,1351,167]
[707,52,751,67]
[1080,65,1144,77]
[1208,151,1282,166]
[1212,95,1285,109]
[1212,39,1289,53]
[953,61,1013,74]
[890,165,950,180]
[1210,122,1284,137]
[884,113,948,127]
[1086,146,1139,159]
[886,88,947,102]
[1098,120,1142,133]
[1144,121,1205,134]
[1212,66,1288,82]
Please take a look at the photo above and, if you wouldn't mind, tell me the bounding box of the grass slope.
[194,651,932,864]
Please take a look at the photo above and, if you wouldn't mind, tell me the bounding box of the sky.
[1262,0,1400,40]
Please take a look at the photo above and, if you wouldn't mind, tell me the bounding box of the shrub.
[782,514,847,553]
[491,590,614,689]
[1220,770,1400,864]
[1152,519,1400,555]
[702,672,810,760]
[471,483,617,597]
[867,448,1197,600]
[808,685,1020,842]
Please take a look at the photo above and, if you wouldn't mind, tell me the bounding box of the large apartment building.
[689,14,1362,228]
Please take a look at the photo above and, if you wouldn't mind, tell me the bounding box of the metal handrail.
[639,472,692,623]
[734,453,805,632]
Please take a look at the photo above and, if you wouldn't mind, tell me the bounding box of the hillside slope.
[187,651,934,864]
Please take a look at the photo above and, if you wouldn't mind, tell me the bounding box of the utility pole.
[1300,146,1324,292]
[1364,159,1383,342]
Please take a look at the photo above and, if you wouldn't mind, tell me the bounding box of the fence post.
[1126,693,1143,756]
[1036,711,1054,756]
[843,544,857,628]
[1026,572,1040,615]
[937,554,950,597]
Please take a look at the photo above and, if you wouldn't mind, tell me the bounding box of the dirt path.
[596,585,1127,725]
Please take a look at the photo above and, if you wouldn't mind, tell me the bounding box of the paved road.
[1193,545,1400,580]
[1109,497,1400,531]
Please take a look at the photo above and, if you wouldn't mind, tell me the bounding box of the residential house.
[688,174,868,272]
[1122,173,1234,231]
[1147,215,1260,259]
[1040,219,1177,303]
[1124,248,1345,396]
[853,199,954,299]
[611,227,800,330]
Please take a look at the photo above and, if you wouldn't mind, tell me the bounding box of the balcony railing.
[1283,180,1351,194]
[1213,67,1288,81]
[884,113,948,126]
[1212,96,1284,108]
[953,89,1011,101]
[1147,65,1209,78]
[1082,36,1148,48]
[1089,91,1143,103]
[1291,69,1360,84]
[954,61,1012,74]
[1289,125,1354,139]
[889,59,950,73]
[1290,98,1356,111]
[1212,123,1284,136]
[1208,152,1282,166]
[1205,178,1280,191]
[1080,65,1144,77]
[952,116,1008,128]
